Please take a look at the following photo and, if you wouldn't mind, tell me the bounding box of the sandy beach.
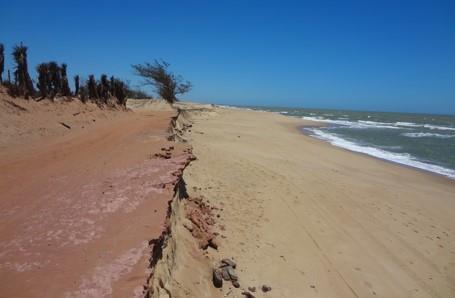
[3,2,455,296]
[1,94,454,297]
[157,105,455,297]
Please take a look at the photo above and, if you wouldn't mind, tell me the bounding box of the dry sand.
[165,105,455,297]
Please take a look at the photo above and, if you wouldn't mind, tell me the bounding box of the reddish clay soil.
[0,93,191,297]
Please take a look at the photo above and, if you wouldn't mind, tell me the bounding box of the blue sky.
[1,0,454,114]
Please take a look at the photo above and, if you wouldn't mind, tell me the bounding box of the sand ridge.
[0,95,194,297]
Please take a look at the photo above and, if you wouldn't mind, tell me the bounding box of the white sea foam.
[303,116,455,132]
[402,132,455,138]
[378,145,403,150]
[305,128,455,179]
[302,117,399,129]
[218,105,253,111]
[395,121,421,127]
[395,121,455,131]
[423,124,455,131]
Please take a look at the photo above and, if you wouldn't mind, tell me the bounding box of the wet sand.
[175,105,455,297]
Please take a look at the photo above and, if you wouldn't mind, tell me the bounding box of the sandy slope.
[178,106,455,297]
[0,96,192,297]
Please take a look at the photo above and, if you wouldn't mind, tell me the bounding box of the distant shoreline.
[216,103,455,117]
[297,123,455,181]
[219,104,455,180]
[168,104,455,297]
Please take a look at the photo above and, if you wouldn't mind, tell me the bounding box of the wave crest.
[402,132,455,139]
[304,128,455,179]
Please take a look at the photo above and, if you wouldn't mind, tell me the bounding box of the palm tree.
[36,63,49,98]
[74,75,80,97]
[60,63,71,96]
[47,61,61,98]
[0,43,4,84]
[12,43,35,98]
[108,76,128,106]
[99,74,110,102]
[87,75,98,99]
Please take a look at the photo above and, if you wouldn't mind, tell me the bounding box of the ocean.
[240,106,455,179]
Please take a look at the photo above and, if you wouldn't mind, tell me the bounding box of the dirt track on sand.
[0,99,190,297]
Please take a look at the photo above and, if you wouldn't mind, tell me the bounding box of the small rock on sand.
[262,285,272,292]
[208,237,219,249]
[212,269,223,288]
[227,266,238,281]
[241,291,255,298]
[221,258,236,268]
[221,267,231,281]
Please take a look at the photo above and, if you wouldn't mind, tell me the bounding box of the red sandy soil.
[0,90,191,297]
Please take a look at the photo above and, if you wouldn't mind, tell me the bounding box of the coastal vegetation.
[0,42,165,106]
[11,44,35,98]
[0,43,4,84]
[132,60,192,104]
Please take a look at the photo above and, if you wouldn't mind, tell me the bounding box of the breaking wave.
[402,132,455,139]
[305,128,455,179]
[303,117,455,131]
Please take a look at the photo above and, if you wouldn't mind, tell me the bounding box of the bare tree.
[132,60,192,104]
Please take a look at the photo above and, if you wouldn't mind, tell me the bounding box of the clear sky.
[1,0,454,114]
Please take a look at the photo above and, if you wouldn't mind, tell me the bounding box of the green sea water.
[240,106,455,179]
